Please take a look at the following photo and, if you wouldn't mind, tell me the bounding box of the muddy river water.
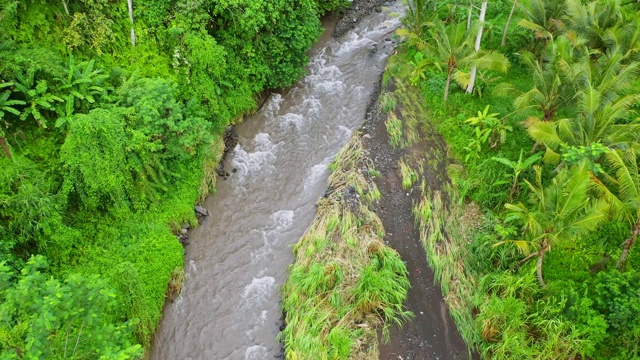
[151,3,467,359]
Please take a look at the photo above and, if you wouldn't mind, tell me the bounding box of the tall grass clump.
[281,135,411,359]
[399,160,418,190]
[381,92,398,113]
[385,112,405,149]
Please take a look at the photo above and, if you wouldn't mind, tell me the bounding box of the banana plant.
[497,161,608,287]
[464,126,491,162]
[13,69,62,128]
[0,82,25,158]
[54,56,109,129]
[465,105,513,149]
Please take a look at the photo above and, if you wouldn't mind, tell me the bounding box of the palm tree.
[618,14,640,58]
[526,51,640,161]
[401,0,436,38]
[466,0,488,94]
[61,0,70,15]
[563,0,623,54]
[604,17,640,63]
[563,0,640,63]
[517,0,567,51]
[495,35,583,123]
[500,161,608,287]
[592,148,640,269]
[412,21,509,102]
[128,0,136,46]
[502,0,520,46]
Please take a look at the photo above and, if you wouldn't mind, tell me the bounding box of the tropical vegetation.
[0,0,348,357]
[3,0,640,358]
[389,0,640,358]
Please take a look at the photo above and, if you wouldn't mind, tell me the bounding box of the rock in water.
[195,205,209,216]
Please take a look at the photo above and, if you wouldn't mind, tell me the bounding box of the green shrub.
[592,270,640,359]
[0,256,142,359]
[60,108,130,211]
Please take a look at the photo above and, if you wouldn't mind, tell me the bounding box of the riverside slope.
[361,88,470,359]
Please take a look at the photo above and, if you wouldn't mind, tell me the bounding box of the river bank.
[362,67,472,359]
[279,31,482,360]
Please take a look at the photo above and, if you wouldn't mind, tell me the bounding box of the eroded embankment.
[280,136,412,359]
[280,60,478,359]
[362,71,472,359]
[371,57,483,359]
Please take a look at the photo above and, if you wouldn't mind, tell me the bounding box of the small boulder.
[195,205,209,217]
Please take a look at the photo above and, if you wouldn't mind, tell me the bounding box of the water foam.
[278,113,306,130]
[232,133,278,183]
[245,345,269,360]
[334,33,376,57]
[249,230,270,262]
[239,276,275,309]
[269,210,294,232]
[306,64,346,95]
[337,125,353,141]
[301,98,323,120]
[264,93,283,116]
[304,163,329,191]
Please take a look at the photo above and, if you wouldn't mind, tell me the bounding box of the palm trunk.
[467,1,473,30]
[536,240,549,289]
[466,1,487,94]
[128,0,136,46]
[616,219,640,269]
[0,137,11,158]
[444,69,453,102]
[62,0,70,15]
[501,0,518,47]
[530,141,540,154]
[517,250,539,267]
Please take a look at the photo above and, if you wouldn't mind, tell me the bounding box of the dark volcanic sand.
[359,86,473,359]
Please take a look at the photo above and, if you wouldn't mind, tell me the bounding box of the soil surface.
[359,86,471,359]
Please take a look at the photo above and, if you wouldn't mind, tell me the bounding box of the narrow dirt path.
[360,83,469,359]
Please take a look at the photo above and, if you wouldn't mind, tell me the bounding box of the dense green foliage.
[393,0,640,358]
[0,256,142,359]
[0,0,348,356]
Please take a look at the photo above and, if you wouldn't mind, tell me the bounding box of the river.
[151,3,405,359]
